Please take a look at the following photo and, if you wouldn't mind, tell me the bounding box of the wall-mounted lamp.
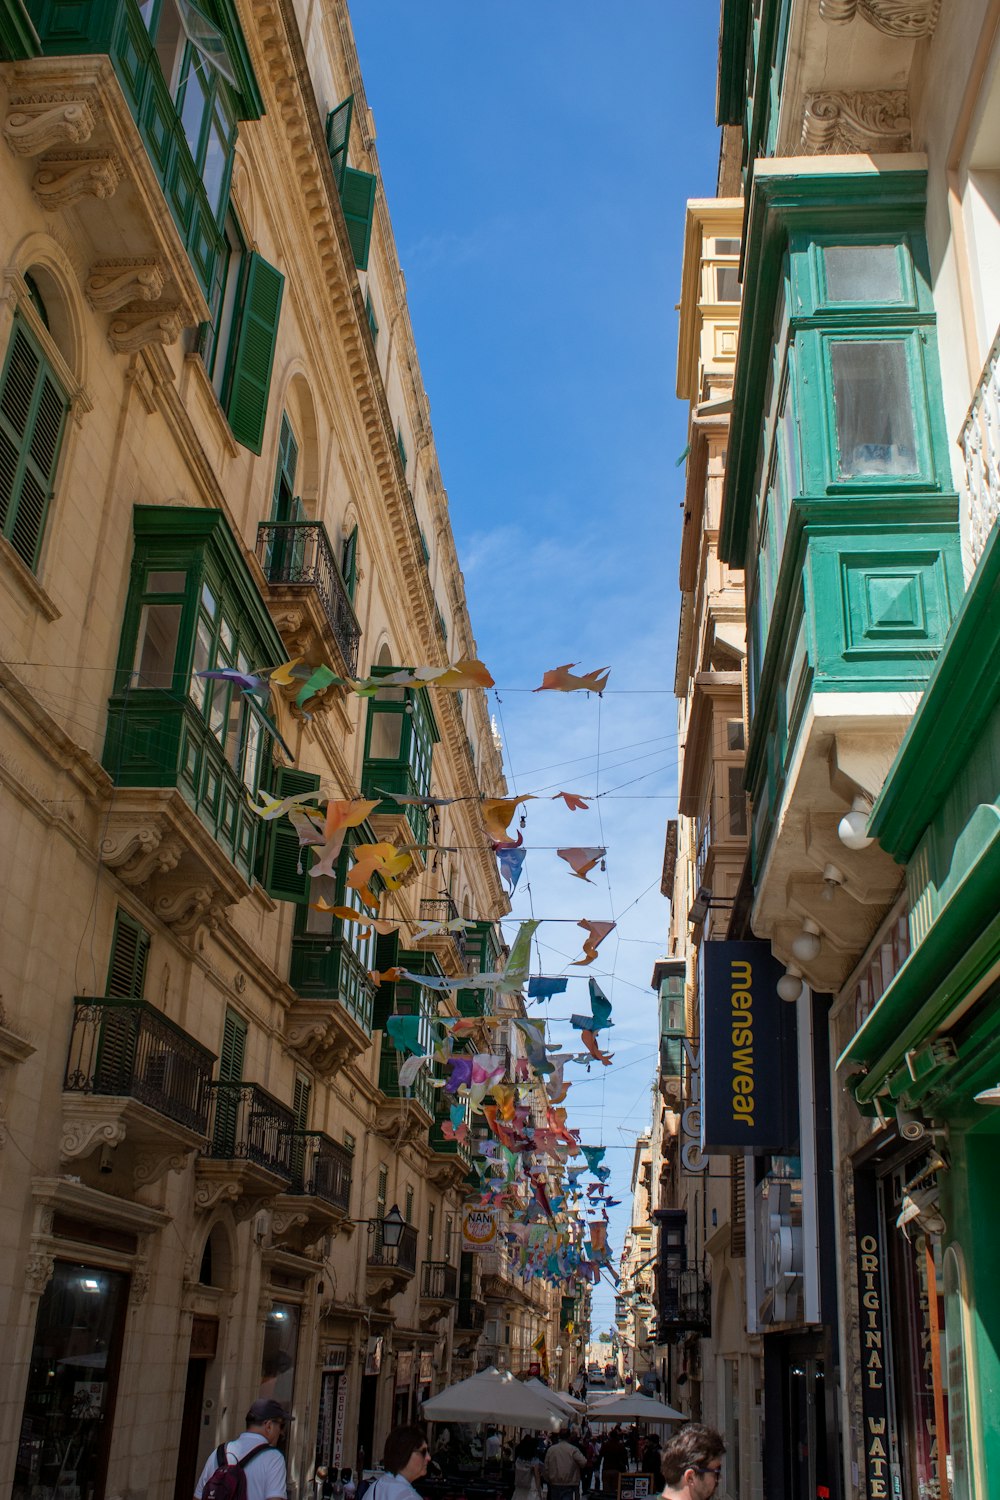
[974,1085,1000,1106]
[838,795,873,852]
[821,863,845,902]
[777,966,804,1003]
[790,918,821,963]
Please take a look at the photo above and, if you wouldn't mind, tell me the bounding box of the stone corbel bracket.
[4,96,95,155]
[802,90,911,153]
[60,1104,127,1162]
[33,150,121,208]
[87,258,166,313]
[101,822,184,886]
[818,0,941,36]
[108,301,184,354]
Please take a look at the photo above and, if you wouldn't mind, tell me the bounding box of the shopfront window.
[14,1262,130,1500]
[260,1302,300,1411]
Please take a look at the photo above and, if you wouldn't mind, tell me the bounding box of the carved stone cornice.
[285,998,373,1077]
[100,788,252,939]
[802,90,911,153]
[818,0,940,36]
[3,96,95,155]
[32,151,122,207]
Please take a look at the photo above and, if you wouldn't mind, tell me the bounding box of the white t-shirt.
[194,1432,287,1500]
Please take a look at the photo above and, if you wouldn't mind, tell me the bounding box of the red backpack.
[202,1442,269,1500]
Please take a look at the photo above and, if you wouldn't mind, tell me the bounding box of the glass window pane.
[370,712,403,760]
[728,766,748,838]
[260,1302,299,1409]
[241,707,261,791]
[145,570,186,594]
[716,266,741,302]
[374,683,405,703]
[824,244,903,303]
[14,1262,130,1500]
[831,341,917,477]
[203,110,228,217]
[133,603,181,687]
[152,0,185,91]
[189,615,213,709]
[715,238,741,256]
[179,50,210,157]
[201,582,217,617]
[727,720,745,751]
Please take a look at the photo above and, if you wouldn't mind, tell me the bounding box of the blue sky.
[351,1,722,1334]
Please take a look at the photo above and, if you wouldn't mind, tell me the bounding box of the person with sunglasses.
[660,1424,725,1499]
[363,1425,431,1500]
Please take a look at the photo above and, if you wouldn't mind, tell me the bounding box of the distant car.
[588,1364,605,1387]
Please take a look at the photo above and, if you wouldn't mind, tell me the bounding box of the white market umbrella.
[420,1367,563,1430]
[586,1391,687,1424]
[554,1389,588,1413]
[523,1378,579,1419]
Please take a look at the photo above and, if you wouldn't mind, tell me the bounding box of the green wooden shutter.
[270,411,299,518]
[219,1009,247,1082]
[106,910,151,998]
[293,1072,311,1130]
[341,523,358,601]
[261,765,322,902]
[225,252,284,455]
[0,319,69,570]
[342,168,376,271]
[326,95,353,195]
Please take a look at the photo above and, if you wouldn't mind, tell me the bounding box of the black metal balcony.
[64,997,213,1135]
[204,1081,295,1181]
[286,1130,352,1213]
[653,1263,712,1336]
[421,1260,459,1301]
[368,1220,418,1276]
[455,1300,485,1332]
[256,520,361,676]
[418,896,468,964]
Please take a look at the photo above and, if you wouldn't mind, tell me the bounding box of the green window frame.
[362,667,438,847]
[260,765,321,903]
[200,199,247,396]
[326,94,353,195]
[365,290,379,346]
[0,314,70,572]
[271,413,299,520]
[106,909,151,998]
[396,424,407,475]
[324,94,375,270]
[105,507,286,882]
[341,524,358,602]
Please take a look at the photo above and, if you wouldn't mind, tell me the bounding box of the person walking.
[598,1429,628,1495]
[511,1435,542,1500]
[542,1429,586,1500]
[194,1399,289,1500]
[660,1426,725,1500]
[363,1426,431,1500]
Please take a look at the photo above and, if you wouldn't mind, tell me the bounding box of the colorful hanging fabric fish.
[557,847,605,883]
[499,919,539,992]
[373,787,458,808]
[533,664,611,694]
[528,976,568,1001]
[386,1015,424,1056]
[498,845,526,891]
[572,919,616,966]
[481,795,535,844]
[195,667,269,694]
[570,978,613,1033]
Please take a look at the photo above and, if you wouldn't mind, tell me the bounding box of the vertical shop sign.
[701,941,796,1152]
[854,1170,892,1500]
[331,1378,348,1468]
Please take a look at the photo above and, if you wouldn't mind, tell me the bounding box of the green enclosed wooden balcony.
[17,0,262,323]
[361,665,439,849]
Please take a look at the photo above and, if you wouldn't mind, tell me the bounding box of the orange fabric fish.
[481,795,534,843]
[581,1030,614,1065]
[553,791,590,811]
[533,664,611,694]
[557,847,605,883]
[572,918,616,965]
[370,967,405,986]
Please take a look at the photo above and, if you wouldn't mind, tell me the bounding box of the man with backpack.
[194,1398,290,1500]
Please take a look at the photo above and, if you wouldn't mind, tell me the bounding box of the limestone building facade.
[0,3,562,1498]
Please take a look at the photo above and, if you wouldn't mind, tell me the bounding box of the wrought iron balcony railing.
[285,1130,352,1213]
[256,520,361,676]
[960,322,1000,570]
[455,1300,486,1332]
[64,997,214,1135]
[421,1260,459,1301]
[653,1262,712,1335]
[419,896,468,962]
[368,1221,418,1276]
[204,1081,295,1181]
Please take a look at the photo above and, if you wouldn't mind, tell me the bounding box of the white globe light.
[777,968,803,1003]
[790,919,821,963]
[838,796,873,851]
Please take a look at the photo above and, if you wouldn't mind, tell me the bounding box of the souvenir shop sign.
[700,941,797,1153]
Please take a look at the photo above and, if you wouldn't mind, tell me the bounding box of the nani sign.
[461,1204,499,1251]
[700,941,796,1153]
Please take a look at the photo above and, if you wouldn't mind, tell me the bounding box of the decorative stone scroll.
[801,90,911,153]
[100,823,183,886]
[4,98,95,156]
[108,303,184,354]
[818,0,941,36]
[33,152,121,208]
[87,259,166,313]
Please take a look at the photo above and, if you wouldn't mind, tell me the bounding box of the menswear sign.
[700,941,795,1153]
